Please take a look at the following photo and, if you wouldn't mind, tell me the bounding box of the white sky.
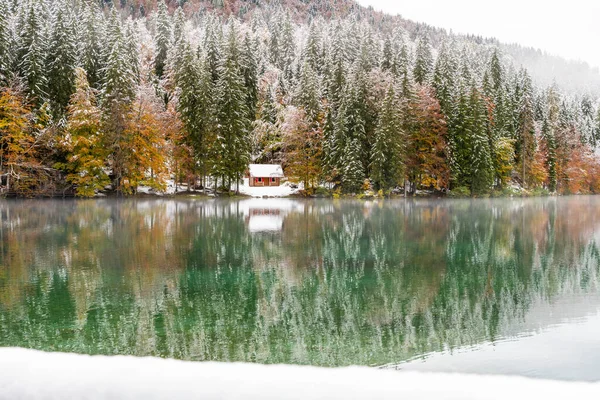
[357,0,600,69]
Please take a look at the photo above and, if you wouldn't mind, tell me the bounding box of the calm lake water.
[1,197,599,381]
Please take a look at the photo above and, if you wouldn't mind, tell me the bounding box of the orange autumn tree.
[57,68,110,197]
[0,86,40,196]
[564,144,600,194]
[281,106,323,190]
[404,84,449,193]
[118,86,168,194]
[163,101,195,192]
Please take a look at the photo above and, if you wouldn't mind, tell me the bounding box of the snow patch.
[0,348,598,400]
[238,178,300,198]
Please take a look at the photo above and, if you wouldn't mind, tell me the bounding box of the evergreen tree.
[304,22,322,73]
[240,33,258,121]
[468,87,494,194]
[46,7,77,116]
[80,3,105,89]
[154,0,171,79]
[0,0,12,84]
[19,3,48,105]
[343,137,364,193]
[516,68,536,188]
[213,23,251,191]
[370,86,404,190]
[295,60,321,123]
[101,12,136,193]
[544,87,560,192]
[413,34,433,85]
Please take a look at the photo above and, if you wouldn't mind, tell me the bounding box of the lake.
[0,197,599,381]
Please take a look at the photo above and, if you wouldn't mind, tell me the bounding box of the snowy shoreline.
[0,348,598,400]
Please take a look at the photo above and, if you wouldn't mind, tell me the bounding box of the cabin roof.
[248,164,284,178]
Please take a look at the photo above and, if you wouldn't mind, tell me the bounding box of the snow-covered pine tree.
[46,6,77,116]
[102,21,135,106]
[370,85,404,190]
[335,64,367,191]
[124,20,140,84]
[516,68,537,188]
[240,33,258,121]
[343,137,365,193]
[0,0,12,84]
[295,59,321,123]
[79,2,105,90]
[468,86,494,194]
[544,86,560,192]
[213,22,251,191]
[101,10,137,194]
[19,2,48,105]
[154,0,172,79]
[304,22,322,74]
[172,8,185,44]
[413,34,433,86]
[204,15,223,84]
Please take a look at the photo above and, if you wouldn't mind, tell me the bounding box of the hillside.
[109,0,600,95]
[1,0,600,198]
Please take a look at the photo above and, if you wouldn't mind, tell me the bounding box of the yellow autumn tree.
[57,68,109,197]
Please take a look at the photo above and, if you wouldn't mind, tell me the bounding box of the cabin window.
[256,178,262,183]
[271,178,276,183]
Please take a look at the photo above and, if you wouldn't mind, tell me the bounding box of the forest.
[1,0,600,197]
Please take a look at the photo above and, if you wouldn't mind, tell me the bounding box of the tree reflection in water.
[0,197,599,366]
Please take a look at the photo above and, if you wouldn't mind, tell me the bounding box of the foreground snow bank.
[0,348,598,400]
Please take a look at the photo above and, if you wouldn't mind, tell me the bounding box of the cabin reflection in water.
[241,199,303,233]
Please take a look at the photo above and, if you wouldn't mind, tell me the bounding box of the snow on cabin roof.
[248,164,284,178]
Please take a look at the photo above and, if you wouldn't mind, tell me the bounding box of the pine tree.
[295,60,321,123]
[0,0,12,84]
[516,68,536,188]
[213,23,251,191]
[101,11,137,193]
[204,16,222,84]
[413,35,433,85]
[175,40,214,183]
[304,22,322,73]
[544,87,560,192]
[46,7,77,116]
[57,68,109,197]
[102,21,135,106]
[370,86,404,190]
[343,137,365,193]
[468,87,494,194]
[80,3,105,89]
[154,0,171,79]
[19,3,47,105]
[333,66,367,192]
[240,33,258,121]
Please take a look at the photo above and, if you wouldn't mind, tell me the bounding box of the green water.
[1,197,599,380]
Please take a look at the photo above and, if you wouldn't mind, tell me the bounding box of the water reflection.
[0,197,599,375]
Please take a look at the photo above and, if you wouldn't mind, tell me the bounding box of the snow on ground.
[0,348,598,400]
[238,178,300,198]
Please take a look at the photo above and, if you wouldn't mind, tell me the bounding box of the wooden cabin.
[247,164,285,187]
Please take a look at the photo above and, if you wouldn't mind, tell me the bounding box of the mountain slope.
[112,0,600,95]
